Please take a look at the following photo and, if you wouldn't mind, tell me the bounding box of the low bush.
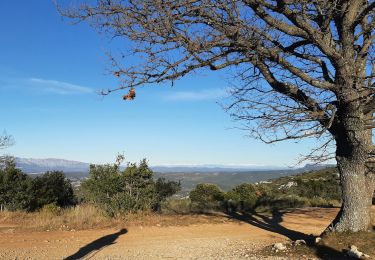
[293,178,341,201]
[153,178,181,212]
[39,203,62,216]
[30,171,76,211]
[161,198,192,214]
[225,183,258,212]
[0,161,76,212]
[81,157,180,216]
[256,194,310,210]
[0,160,33,211]
[189,183,225,212]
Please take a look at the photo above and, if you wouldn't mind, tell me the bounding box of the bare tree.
[0,132,14,167]
[61,0,375,232]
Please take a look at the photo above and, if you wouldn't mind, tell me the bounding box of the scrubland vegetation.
[166,167,342,215]
[1,157,374,259]
[0,155,348,232]
[79,157,180,217]
[0,160,75,212]
[1,156,180,216]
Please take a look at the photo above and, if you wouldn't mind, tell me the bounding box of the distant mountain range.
[14,157,334,174]
[151,164,287,173]
[15,158,90,173]
[14,157,335,193]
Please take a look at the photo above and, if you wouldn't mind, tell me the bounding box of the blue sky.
[0,1,322,166]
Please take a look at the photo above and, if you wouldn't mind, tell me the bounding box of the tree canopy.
[0,162,76,212]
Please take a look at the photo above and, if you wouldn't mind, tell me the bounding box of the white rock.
[294,239,306,246]
[273,243,287,251]
[315,237,322,244]
[347,245,370,259]
[278,181,297,190]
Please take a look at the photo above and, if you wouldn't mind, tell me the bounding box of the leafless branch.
[59,0,375,162]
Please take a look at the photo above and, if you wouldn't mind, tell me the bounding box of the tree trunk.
[330,156,374,232]
[328,103,375,232]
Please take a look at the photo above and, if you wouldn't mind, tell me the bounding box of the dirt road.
[0,208,339,259]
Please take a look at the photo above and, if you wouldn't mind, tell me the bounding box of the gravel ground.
[0,208,338,259]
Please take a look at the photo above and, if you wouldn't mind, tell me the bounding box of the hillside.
[251,167,343,209]
[258,167,339,190]
[66,168,335,194]
[155,170,303,194]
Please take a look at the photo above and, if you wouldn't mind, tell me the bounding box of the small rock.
[294,239,306,246]
[315,237,322,244]
[347,245,370,259]
[273,242,287,251]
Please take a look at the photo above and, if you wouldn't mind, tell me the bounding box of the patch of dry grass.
[0,203,232,232]
[122,211,231,227]
[0,204,114,231]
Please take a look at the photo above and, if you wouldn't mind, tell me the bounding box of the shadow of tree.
[226,209,352,259]
[64,228,128,260]
[228,209,311,241]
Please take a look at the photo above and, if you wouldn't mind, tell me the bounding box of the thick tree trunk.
[331,157,374,232]
[327,103,375,232]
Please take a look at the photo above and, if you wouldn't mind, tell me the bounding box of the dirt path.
[0,208,339,259]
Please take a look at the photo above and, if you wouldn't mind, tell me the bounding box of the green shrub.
[81,157,179,216]
[162,198,192,214]
[0,161,75,212]
[253,169,342,211]
[0,160,33,211]
[40,203,62,216]
[225,183,258,212]
[30,171,76,211]
[307,197,339,207]
[293,178,341,201]
[256,194,310,210]
[153,178,181,212]
[189,183,225,212]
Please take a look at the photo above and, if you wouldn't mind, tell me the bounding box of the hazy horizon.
[15,156,291,169]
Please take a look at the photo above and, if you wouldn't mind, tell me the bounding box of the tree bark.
[328,102,375,232]
[331,157,374,232]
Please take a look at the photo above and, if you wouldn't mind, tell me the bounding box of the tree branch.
[253,58,329,123]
